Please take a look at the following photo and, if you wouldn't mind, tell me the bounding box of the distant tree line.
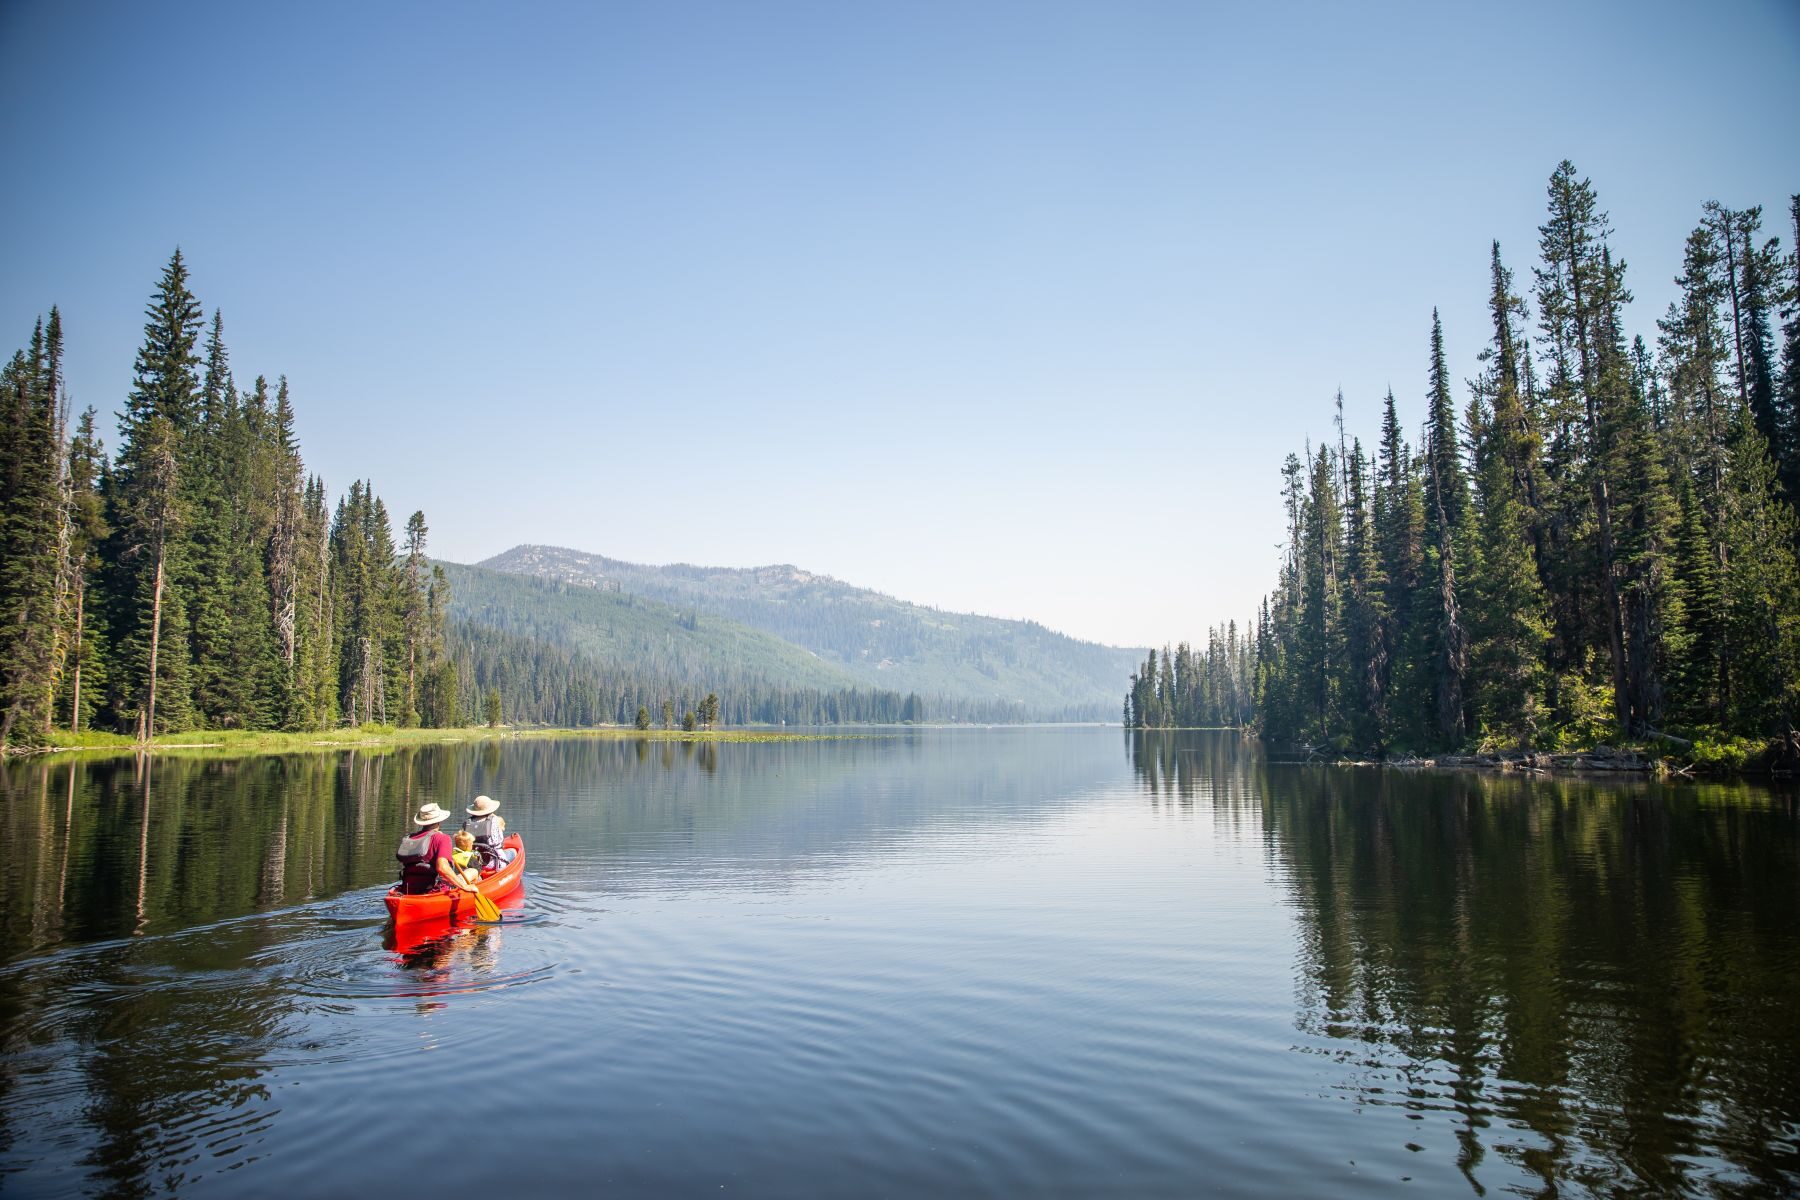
[446,615,1054,727]
[1124,625,1255,728]
[1222,164,1800,755]
[0,252,461,748]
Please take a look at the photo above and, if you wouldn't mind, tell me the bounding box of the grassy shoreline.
[6,723,876,762]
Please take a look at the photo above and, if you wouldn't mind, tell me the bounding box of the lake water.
[1,728,1796,1197]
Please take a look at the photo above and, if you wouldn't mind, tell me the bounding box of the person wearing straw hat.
[463,795,515,867]
[395,803,482,896]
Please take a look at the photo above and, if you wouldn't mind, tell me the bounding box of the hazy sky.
[2,1,1795,648]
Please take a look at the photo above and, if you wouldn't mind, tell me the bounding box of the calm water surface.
[1,729,1796,1197]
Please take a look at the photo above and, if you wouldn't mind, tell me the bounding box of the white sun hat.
[413,802,451,826]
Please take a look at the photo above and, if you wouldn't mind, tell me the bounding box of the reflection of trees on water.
[0,745,522,955]
[1126,728,1268,847]
[69,923,293,1195]
[1129,733,1800,1197]
[1126,727,1264,806]
[0,743,553,1193]
[0,749,452,1194]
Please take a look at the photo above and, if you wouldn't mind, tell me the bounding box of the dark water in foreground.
[1,729,1797,1197]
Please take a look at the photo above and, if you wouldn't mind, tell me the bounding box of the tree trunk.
[68,586,84,731]
[1718,209,1747,405]
[1564,225,1630,733]
[145,550,164,742]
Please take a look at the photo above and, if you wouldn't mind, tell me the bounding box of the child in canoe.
[450,829,486,883]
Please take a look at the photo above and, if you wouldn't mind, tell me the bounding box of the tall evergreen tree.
[1467,252,1551,740]
[104,250,203,736]
[268,377,304,676]
[0,324,63,747]
[1373,390,1426,744]
[1296,445,1343,741]
[57,407,109,730]
[1733,212,1788,500]
[1777,195,1800,507]
[1536,162,1632,731]
[1717,418,1800,735]
[1659,214,1739,723]
[1341,437,1388,747]
[1420,310,1471,743]
[400,511,430,726]
[185,310,240,724]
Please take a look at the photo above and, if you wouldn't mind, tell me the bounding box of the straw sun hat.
[467,795,500,818]
[413,802,451,827]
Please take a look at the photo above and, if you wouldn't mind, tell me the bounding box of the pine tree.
[57,407,109,730]
[105,250,203,736]
[1609,319,1682,736]
[185,310,254,725]
[1467,252,1551,741]
[1420,310,1471,744]
[1776,195,1800,508]
[40,308,77,734]
[0,324,64,747]
[331,481,405,725]
[1717,418,1800,734]
[1156,645,1176,728]
[1659,214,1739,723]
[1373,390,1426,745]
[1296,445,1343,741]
[268,377,304,676]
[1341,437,1388,748]
[1666,477,1722,725]
[1734,212,1787,501]
[400,511,430,726]
[419,563,455,727]
[1536,162,1631,732]
[289,475,337,728]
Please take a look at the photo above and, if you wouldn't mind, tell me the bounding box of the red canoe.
[385,834,525,925]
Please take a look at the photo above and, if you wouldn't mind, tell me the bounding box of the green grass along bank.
[11,723,880,762]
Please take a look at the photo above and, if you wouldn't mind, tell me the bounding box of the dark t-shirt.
[403,828,457,893]
[422,829,454,869]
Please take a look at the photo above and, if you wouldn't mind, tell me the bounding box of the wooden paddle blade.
[474,890,501,922]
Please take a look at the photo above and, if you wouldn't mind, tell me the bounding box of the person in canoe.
[450,829,485,883]
[395,802,482,896]
[464,795,516,868]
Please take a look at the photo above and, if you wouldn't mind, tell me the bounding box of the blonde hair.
[453,829,474,851]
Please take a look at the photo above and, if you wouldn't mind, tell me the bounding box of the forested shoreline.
[0,251,476,751]
[0,253,943,751]
[1130,163,1800,766]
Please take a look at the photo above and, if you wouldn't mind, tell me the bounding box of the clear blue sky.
[2,0,1795,648]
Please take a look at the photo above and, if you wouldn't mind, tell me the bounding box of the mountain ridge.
[473,543,1142,718]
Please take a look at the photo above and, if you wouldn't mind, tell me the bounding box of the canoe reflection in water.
[385,884,528,963]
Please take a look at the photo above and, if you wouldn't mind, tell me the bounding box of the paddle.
[472,888,501,922]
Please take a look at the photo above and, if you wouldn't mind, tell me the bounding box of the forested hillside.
[1129,164,1800,763]
[479,544,1139,717]
[444,562,860,692]
[443,562,1083,724]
